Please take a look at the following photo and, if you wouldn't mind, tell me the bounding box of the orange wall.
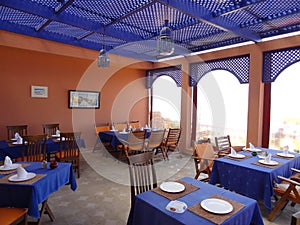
[0,44,150,147]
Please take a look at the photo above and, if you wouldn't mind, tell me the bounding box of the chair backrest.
[127,152,157,205]
[164,128,181,149]
[95,123,110,134]
[146,130,165,150]
[126,130,146,151]
[129,120,140,129]
[59,132,81,160]
[194,143,216,164]
[7,125,28,139]
[215,135,231,152]
[43,123,60,136]
[22,134,47,162]
[113,122,128,131]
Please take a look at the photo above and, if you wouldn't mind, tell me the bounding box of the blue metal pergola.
[0,0,299,61]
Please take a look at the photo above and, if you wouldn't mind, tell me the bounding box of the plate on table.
[110,130,118,132]
[160,182,185,193]
[8,172,36,182]
[51,134,60,137]
[276,152,295,158]
[228,153,245,159]
[0,164,21,171]
[10,138,17,141]
[11,141,27,145]
[258,159,279,165]
[119,131,128,134]
[243,148,262,152]
[201,198,233,214]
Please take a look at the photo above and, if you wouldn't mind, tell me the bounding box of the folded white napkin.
[4,156,12,169]
[265,153,272,163]
[249,142,255,149]
[56,130,60,136]
[17,166,28,179]
[122,128,126,132]
[166,200,187,213]
[112,125,116,131]
[17,136,23,144]
[14,132,20,139]
[145,124,149,129]
[283,146,289,155]
[140,127,144,131]
[230,147,237,156]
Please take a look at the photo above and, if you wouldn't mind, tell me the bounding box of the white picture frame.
[31,85,48,98]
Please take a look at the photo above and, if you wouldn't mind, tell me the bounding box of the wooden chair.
[129,120,141,129]
[192,140,217,181]
[57,132,81,178]
[269,168,300,221]
[93,123,110,152]
[127,152,157,205]
[7,125,28,140]
[0,208,28,225]
[161,128,181,160]
[22,134,47,162]
[145,130,166,159]
[113,122,128,131]
[215,135,232,157]
[119,130,146,157]
[42,123,59,137]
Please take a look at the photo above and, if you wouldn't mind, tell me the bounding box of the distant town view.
[151,62,300,150]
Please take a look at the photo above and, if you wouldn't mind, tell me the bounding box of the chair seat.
[0,208,28,225]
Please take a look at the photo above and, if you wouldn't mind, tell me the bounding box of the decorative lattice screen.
[146,65,182,89]
[189,55,250,86]
[263,46,300,82]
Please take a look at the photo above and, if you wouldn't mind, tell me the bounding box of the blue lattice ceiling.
[0,0,299,61]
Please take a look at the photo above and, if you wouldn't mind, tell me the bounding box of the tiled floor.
[37,148,299,225]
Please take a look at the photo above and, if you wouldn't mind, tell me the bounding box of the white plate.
[51,134,60,137]
[119,131,128,134]
[201,198,233,214]
[228,153,245,158]
[276,152,295,158]
[11,141,22,145]
[110,130,118,132]
[160,182,185,193]
[258,159,279,165]
[8,172,36,182]
[11,138,17,141]
[243,147,262,152]
[0,164,21,171]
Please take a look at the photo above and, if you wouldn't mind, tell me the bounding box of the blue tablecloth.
[99,130,151,148]
[210,149,300,210]
[0,161,77,218]
[0,138,85,161]
[127,177,263,225]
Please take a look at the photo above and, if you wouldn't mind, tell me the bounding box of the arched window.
[151,76,181,129]
[197,70,248,145]
[269,62,300,152]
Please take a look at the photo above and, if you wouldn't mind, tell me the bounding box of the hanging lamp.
[98,46,110,68]
[157,19,174,56]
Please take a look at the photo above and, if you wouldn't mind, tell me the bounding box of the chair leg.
[37,199,55,225]
[268,195,290,221]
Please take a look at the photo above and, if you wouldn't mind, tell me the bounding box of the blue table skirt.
[210,149,300,210]
[0,138,85,161]
[0,162,77,218]
[127,177,263,225]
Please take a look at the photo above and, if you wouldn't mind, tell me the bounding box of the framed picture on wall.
[31,85,48,98]
[68,90,100,109]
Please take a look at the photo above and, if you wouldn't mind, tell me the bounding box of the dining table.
[98,129,151,149]
[0,161,77,220]
[210,148,300,210]
[0,137,85,161]
[127,176,264,225]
